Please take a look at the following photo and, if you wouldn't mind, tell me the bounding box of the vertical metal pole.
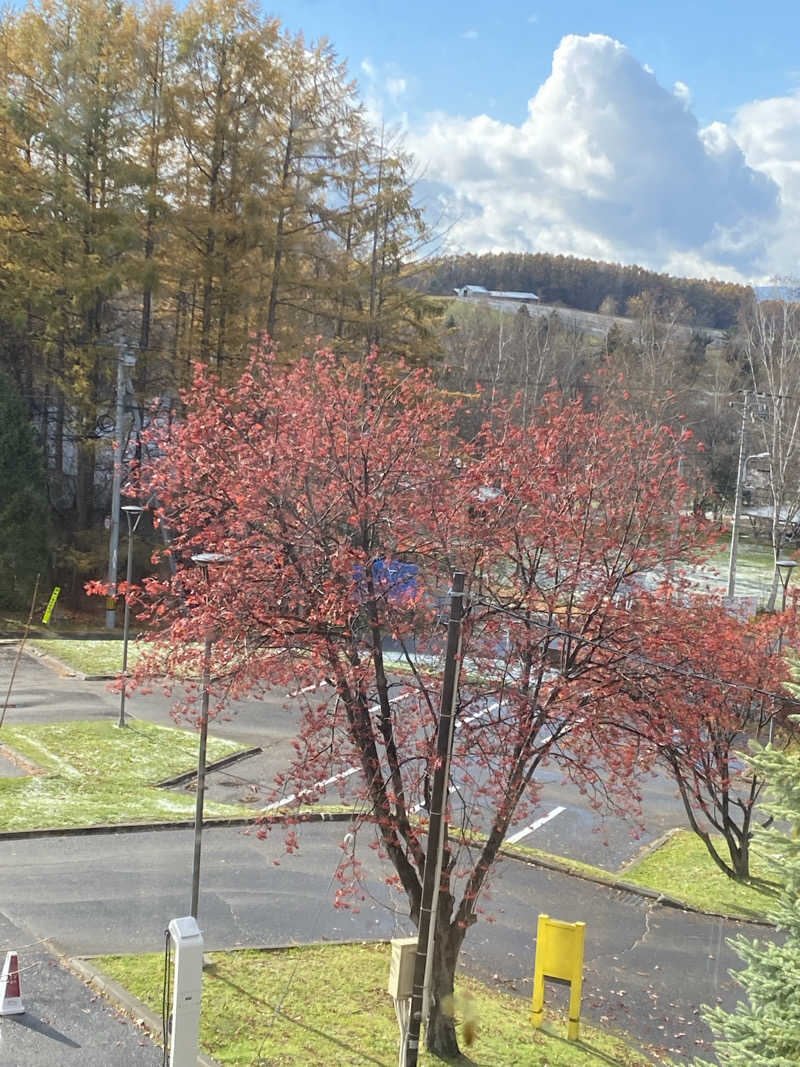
[728,392,749,598]
[0,575,40,729]
[190,634,213,919]
[404,572,465,1067]
[106,338,129,629]
[118,513,136,728]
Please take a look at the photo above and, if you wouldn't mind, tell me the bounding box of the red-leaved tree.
[614,594,799,882]
[127,346,734,1055]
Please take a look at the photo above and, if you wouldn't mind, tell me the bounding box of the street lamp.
[728,450,770,597]
[189,552,232,920]
[118,505,145,728]
[105,339,137,629]
[776,558,797,613]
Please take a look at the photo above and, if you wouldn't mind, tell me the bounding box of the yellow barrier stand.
[531,913,585,1040]
[42,587,61,625]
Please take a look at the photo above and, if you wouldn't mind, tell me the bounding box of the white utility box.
[388,937,418,1000]
[168,916,204,1067]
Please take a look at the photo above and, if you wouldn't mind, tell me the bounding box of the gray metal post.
[118,506,144,728]
[404,572,465,1067]
[106,339,135,628]
[190,634,213,919]
[727,392,749,598]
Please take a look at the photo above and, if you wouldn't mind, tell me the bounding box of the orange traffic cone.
[0,951,24,1015]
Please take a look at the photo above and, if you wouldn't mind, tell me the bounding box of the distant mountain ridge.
[423,252,753,330]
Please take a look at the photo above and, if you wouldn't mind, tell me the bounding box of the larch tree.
[131,0,176,367]
[169,0,279,373]
[0,0,140,525]
[121,345,746,1058]
[0,370,50,607]
[260,33,362,345]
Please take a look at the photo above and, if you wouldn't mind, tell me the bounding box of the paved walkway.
[0,910,161,1067]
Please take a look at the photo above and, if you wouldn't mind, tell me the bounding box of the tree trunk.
[422,908,466,1057]
[75,438,96,529]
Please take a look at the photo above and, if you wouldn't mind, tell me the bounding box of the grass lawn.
[0,720,251,831]
[503,832,777,921]
[702,532,783,589]
[93,942,655,1066]
[621,829,777,919]
[30,638,138,676]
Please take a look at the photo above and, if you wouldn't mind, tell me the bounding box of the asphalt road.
[0,908,161,1067]
[0,640,759,1064]
[3,642,688,870]
[0,822,750,1064]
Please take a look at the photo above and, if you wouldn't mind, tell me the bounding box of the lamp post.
[105,339,137,629]
[189,552,232,920]
[776,558,797,613]
[118,505,145,728]
[728,446,770,597]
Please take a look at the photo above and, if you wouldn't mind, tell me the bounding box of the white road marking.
[287,679,330,698]
[264,767,359,811]
[266,691,413,809]
[505,805,566,844]
[459,701,499,728]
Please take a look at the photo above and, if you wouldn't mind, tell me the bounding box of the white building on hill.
[453,284,539,305]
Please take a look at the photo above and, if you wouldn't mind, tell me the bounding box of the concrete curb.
[19,643,82,678]
[68,954,223,1067]
[156,747,263,789]
[500,839,777,928]
[0,808,353,842]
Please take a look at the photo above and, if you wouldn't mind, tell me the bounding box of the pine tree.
[0,371,50,608]
[698,743,800,1066]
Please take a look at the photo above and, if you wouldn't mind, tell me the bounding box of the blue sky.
[267,1,800,281]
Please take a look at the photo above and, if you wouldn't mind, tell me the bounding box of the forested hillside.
[424,252,752,329]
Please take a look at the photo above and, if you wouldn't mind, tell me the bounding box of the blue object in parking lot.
[354,559,419,603]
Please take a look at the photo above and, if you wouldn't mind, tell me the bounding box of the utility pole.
[105,338,136,629]
[728,392,750,598]
[191,632,213,918]
[404,572,465,1067]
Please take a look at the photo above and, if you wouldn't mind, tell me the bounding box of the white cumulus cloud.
[732,91,800,279]
[408,34,782,279]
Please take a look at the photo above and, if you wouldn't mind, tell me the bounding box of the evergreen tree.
[698,743,800,1066]
[0,370,50,607]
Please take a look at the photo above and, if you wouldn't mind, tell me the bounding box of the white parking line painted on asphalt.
[264,766,360,810]
[505,805,566,844]
[459,701,499,728]
[286,679,330,698]
[266,691,413,809]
